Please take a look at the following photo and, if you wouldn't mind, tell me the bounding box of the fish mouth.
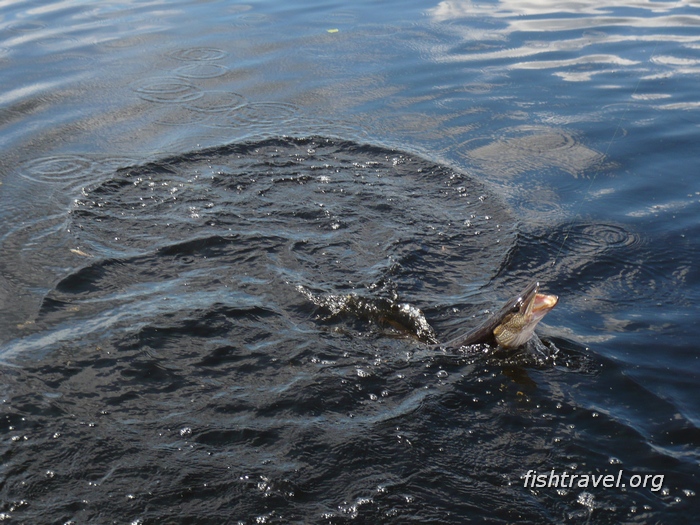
[532,291,558,314]
[523,282,558,321]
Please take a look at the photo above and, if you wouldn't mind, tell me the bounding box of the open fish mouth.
[529,286,559,320]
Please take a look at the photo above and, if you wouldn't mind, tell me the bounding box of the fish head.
[492,281,558,349]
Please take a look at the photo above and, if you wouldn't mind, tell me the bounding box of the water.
[0,0,698,523]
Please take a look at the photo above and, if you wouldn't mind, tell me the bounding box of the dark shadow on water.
[0,137,695,524]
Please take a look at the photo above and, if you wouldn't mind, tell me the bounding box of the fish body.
[437,281,558,351]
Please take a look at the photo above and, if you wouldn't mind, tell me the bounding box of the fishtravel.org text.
[523,469,664,492]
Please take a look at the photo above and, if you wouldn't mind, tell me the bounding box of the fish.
[302,280,558,352]
[436,281,558,351]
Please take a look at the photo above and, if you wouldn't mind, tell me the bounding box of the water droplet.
[577,491,594,508]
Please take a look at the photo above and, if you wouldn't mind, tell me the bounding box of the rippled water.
[1,1,698,523]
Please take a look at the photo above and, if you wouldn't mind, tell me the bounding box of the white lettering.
[650,475,664,492]
[523,469,663,492]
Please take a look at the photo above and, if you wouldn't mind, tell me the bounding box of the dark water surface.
[1,1,698,523]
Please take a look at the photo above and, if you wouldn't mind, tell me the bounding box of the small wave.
[168,46,228,62]
[132,77,203,104]
[20,155,92,183]
[206,102,300,129]
[175,63,229,79]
